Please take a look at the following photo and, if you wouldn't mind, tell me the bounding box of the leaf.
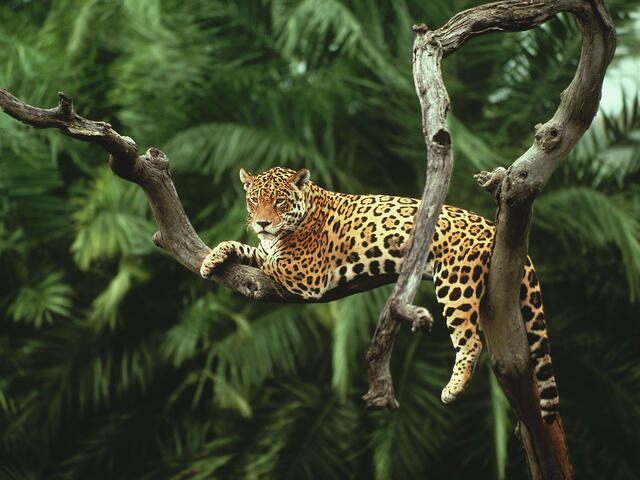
[535,186,640,301]
[164,122,329,184]
[8,271,73,327]
[71,166,156,269]
[329,287,390,400]
[490,367,510,480]
[213,305,324,410]
[87,258,150,331]
[373,334,451,479]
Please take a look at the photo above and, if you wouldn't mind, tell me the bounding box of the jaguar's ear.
[289,168,310,191]
[239,168,254,191]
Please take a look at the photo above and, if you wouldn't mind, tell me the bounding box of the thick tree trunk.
[363,1,615,479]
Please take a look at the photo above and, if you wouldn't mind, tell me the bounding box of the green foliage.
[71,167,156,270]
[8,271,74,327]
[1,0,639,479]
[536,186,640,300]
[489,369,509,480]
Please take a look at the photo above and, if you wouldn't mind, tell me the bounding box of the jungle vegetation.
[1,0,639,478]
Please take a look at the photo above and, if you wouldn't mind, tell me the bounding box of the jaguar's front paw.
[200,243,233,278]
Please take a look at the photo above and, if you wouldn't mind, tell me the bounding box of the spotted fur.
[200,167,559,423]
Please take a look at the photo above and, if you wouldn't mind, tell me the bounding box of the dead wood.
[363,1,615,479]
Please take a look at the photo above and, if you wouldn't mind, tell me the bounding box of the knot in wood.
[145,147,170,170]
[153,231,163,247]
[493,358,507,377]
[244,279,259,297]
[413,23,428,33]
[502,164,541,207]
[432,128,451,148]
[534,121,563,152]
[122,135,137,148]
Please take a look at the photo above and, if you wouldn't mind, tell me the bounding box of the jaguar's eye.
[275,198,286,207]
[248,196,258,206]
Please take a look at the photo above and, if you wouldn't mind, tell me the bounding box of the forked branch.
[364,1,614,479]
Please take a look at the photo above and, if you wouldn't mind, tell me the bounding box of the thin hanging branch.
[362,22,453,410]
[363,0,615,479]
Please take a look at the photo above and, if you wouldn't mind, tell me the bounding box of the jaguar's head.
[239,167,310,242]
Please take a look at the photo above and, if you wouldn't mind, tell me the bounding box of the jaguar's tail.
[521,258,559,425]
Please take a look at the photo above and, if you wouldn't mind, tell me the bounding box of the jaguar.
[200,166,559,423]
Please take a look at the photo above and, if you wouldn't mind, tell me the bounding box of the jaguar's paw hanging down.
[202,166,559,424]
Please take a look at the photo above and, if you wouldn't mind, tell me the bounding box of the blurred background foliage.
[1,0,639,479]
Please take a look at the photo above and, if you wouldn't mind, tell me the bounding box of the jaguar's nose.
[257,220,271,229]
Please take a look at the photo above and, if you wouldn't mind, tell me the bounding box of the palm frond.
[274,0,372,65]
[2,1,640,478]
[372,334,451,479]
[328,287,390,400]
[161,295,233,368]
[164,123,329,183]
[571,90,640,188]
[87,259,150,331]
[535,186,640,301]
[71,167,155,269]
[240,381,360,479]
[212,306,324,411]
[8,271,73,327]
[489,368,510,480]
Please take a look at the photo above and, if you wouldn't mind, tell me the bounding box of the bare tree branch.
[0,1,616,476]
[0,88,428,304]
[362,21,453,410]
[363,0,615,478]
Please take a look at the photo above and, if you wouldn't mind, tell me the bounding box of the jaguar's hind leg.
[434,257,487,403]
[438,300,482,403]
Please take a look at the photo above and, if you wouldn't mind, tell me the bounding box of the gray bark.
[363,1,615,479]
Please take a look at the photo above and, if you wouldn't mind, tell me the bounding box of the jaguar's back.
[200,167,559,423]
